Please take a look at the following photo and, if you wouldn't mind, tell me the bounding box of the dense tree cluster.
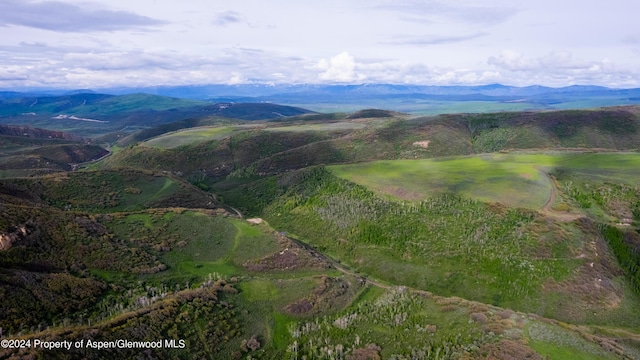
[601,225,640,294]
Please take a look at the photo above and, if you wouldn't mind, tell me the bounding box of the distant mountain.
[79,83,640,114]
[0,93,313,137]
[202,102,312,120]
[4,84,640,137]
[92,83,639,99]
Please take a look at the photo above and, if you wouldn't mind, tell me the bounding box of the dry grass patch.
[476,339,543,360]
[243,232,331,272]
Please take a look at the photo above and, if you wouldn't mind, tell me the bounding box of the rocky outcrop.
[0,225,29,250]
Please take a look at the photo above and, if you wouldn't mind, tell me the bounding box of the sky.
[1,0,639,89]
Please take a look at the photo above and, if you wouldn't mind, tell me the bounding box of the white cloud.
[227,72,247,85]
[487,50,537,71]
[317,52,366,83]
[486,50,639,87]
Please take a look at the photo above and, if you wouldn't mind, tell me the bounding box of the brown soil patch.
[542,228,624,322]
[284,276,356,316]
[285,299,313,314]
[477,339,543,360]
[382,186,424,201]
[347,344,382,360]
[412,140,430,148]
[246,218,263,224]
[243,232,331,272]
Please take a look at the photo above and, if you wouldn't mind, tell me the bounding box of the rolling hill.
[91,83,640,114]
[0,125,109,177]
[0,93,314,137]
[103,106,640,186]
[2,104,640,359]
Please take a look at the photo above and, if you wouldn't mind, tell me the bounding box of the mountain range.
[4,83,640,118]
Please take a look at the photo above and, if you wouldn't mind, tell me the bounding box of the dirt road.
[538,170,583,221]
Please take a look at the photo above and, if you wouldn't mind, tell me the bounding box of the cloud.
[383,32,487,46]
[212,11,244,26]
[487,50,538,71]
[1,40,638,89]
[488,50,593,72]
[227,72,246,85]
[0,45,321,88]
[377,0,517,25]
[62,51,180,71]
[316,52,367,83]
[0,0,166,32]
[486,50,639,87]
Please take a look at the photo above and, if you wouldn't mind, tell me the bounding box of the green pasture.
[330,152,640,210]
[157,216,281,280]
[549,152,640,185]
[263,122,367,132]
[143,126,237,149]
[106,210,339,284]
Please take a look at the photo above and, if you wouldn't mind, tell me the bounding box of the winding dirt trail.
[538,170,583,221]
[237,210,393,290]
[284,234,393,289]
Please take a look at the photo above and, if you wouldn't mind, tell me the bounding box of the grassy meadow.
[263,122,367,132]
[330,152,640,210]
[143,126,239,149]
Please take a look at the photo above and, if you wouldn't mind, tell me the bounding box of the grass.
[86,207,370,358]
[330,153,554,209]
[3,169,222,213]
[221,164,640,328]
[241,279,278,302]
[154,215,279,280]
[229,220,280,264]
[528,342,615,360]
[263,122,367,132]
[526,322,617,360]
[330,152,640,210]
[144,126,237,149]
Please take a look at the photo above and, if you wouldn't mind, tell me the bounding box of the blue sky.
[1,0,639,89]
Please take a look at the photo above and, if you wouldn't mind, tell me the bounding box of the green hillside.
[0,94,314,137]
[0,125,109,178]
[103,107,640,190]
[0,93,205,117]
